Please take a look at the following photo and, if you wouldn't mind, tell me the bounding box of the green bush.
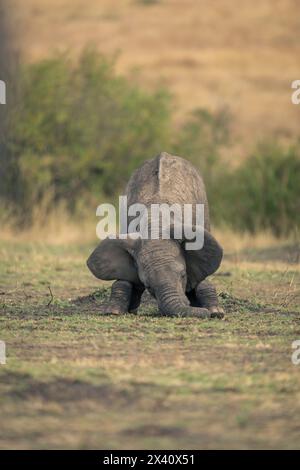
[172,107,230,216]
[1,49,299,235]
[218,142,300,236]
[3,50,171,222]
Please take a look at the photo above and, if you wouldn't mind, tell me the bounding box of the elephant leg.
[100,280,133,315]
[194,280,224,318]
[128,285,145,313]
[186,289,198,307]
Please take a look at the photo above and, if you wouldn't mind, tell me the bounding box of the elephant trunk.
[155,282,210,319]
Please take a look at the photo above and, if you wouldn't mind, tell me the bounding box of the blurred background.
[0,0,299,241]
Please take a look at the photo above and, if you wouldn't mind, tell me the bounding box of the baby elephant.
[87,152,224,319]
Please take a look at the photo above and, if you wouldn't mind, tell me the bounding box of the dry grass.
[1,1,300,448]
[0,236,299,449]
[0,206,296,249]
[8,0,300,158]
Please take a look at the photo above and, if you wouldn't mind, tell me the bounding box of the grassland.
[9,0,300,158]
[0,235,299,449]
[1,0,299,451]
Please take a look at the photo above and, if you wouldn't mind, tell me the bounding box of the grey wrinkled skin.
[87,152,224,319]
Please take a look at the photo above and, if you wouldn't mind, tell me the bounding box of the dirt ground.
[0,237,299,449]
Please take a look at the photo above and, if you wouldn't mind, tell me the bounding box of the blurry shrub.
[218,142,300,236]
[1,48,299,236]
[136,0,161,5]
[174,110,299,236]
[0,0,18,210]
[173,108,230,214]
[3,49,171,223]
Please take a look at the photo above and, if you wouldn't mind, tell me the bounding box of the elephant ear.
[87,237,140,284]
[183,228,223,289]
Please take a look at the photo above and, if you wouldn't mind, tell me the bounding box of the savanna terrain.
[0,232,299,449]
[1,0,300,451]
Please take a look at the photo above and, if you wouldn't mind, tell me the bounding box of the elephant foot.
[188,307,211,319]
[208,306,225,319]
[190,307,224,319]
[98,280,135,315]
[99,302,128,315]
[161,307,211,319]
[192,281,225,319]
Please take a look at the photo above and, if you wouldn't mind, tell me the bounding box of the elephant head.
[87,225,222,317]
